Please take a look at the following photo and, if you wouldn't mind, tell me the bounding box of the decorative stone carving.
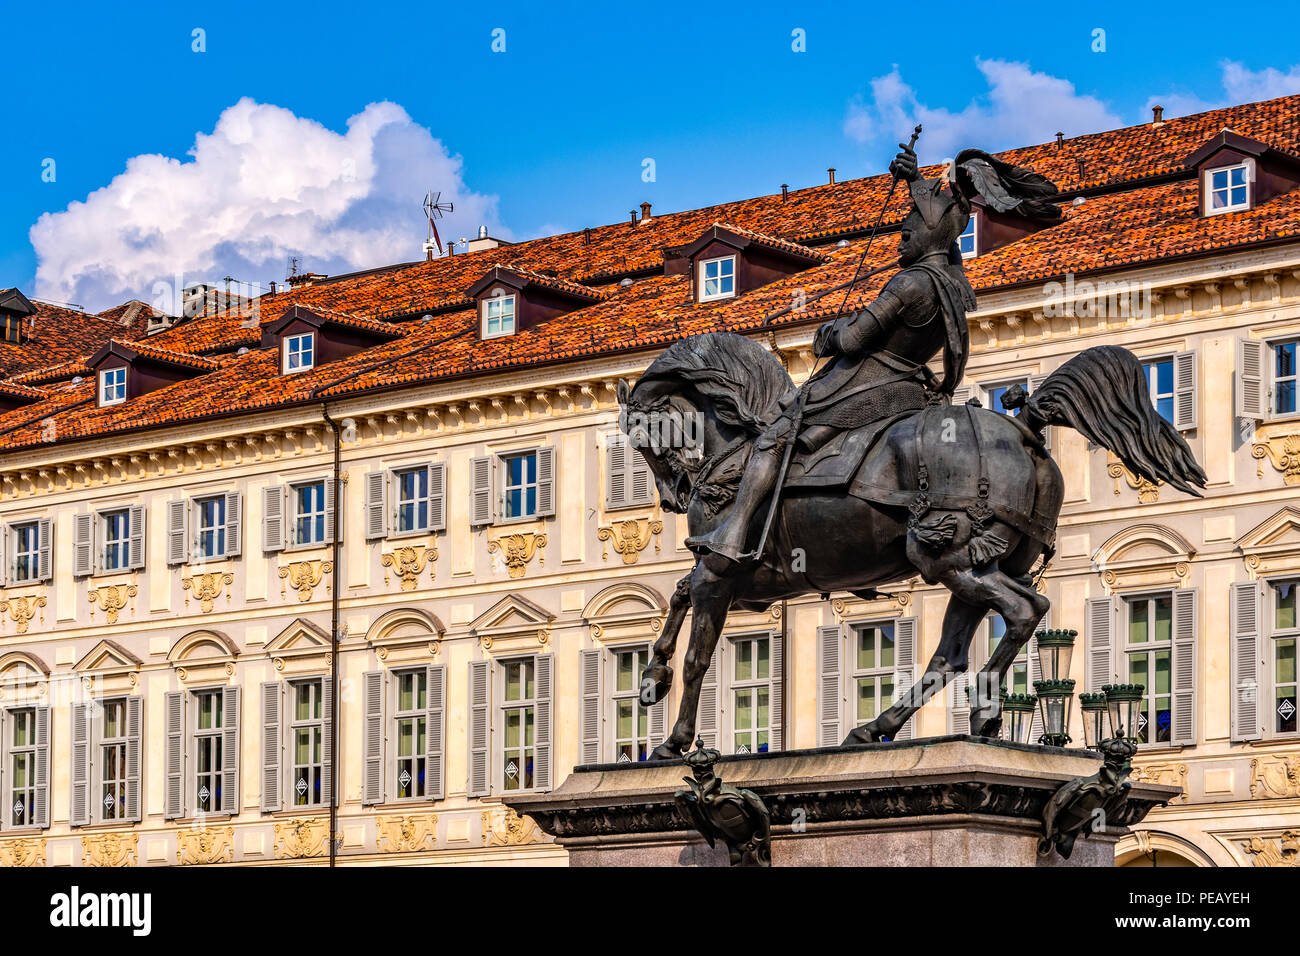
[82,831,138,867]
[1250,753,1300,798]
[1130,760,1188,804]
[1252,425,1300,484]
[377,813,437,853]
[1107,457,1160,503]
[274,817,330,859]
[381,545,437,591]
[182,572,234,613]
[0,836,46,867]
[177,825,235,865]
[278,560,333,602]
[1241,830,1300,866]
[597,517,663,565]
[0,594,46,634]
[488,532,547,579]
[482,806,543,847]
[87,584,138,625]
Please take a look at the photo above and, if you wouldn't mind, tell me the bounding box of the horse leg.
[961,570,1050,737]
[640,572,693,706]
[649,565,734,759]
[844,596,985,744]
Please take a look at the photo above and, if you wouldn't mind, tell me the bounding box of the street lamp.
[1033,679,1076,747]
[1001,693,1039,745]
[1079,692,1109,750]
[1103,684,1146,745]
[1035,628,1077,682]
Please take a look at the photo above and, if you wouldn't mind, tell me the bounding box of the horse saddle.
[783,412,911,491]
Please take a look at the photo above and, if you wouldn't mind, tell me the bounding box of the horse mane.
[630,332,793,435]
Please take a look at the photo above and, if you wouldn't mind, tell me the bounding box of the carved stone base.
[505,737,1179,867]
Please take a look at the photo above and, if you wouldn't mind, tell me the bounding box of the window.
[395,467,430,534]
[192,690,224,814]
[983,379,1027,417]
[8,708,36,827]
[502,451,538,521]
[290,680,325,807]
[730,635,772,754]
[1,314,21,344]
[958,214,977,258]
[1270,582,1299,734]
[195,496,227,560]
[10,521,40,584]
[852,623,896,729]
[292,481,327,547]
[1123,594,1173,745]
[100,509,130,573]
[610,646,651,762]
[1205,162,1251,215]
[393,670,428,799]
[985,614,1031,696]
[1274,340,1298,416]
[501,659,536,792]
[1142,358,1175,424]
[698,255,736,301]
[100,699,128,821]
[99,367,127,406]
[284,332,314,373]
[481,293,516,338]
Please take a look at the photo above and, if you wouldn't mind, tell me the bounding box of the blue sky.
[4,1,1299,311]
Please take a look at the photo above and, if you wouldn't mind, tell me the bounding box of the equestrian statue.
[618,137,1207,758]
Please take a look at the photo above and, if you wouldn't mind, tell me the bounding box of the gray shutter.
[1173,350,1198,430]
[37,518,52,583]
[70,702,90,826]
[0,525,8,587]
[324,476,338,545]
[426,665,445,799]
[534,654,553,790]
[166,498,188,566]
[606,437,629,509]
[1027,372,1051,450]
[696,643,722,749]
[893,617,916,740]
[630,446,654,507]
[221,685,240,814]
[948,670,971,735]
[1231,581,1263,742]
[364,471,388,540]
[262,485,285,553]
[467,660,490,797]
[950,384,973,406]
[224,491,242,558]
[362,670,384,805]
[535,446,556,517]
[72,513,93,577]
[469,456,493,526]
[428,463,446,532]
[1171,588,1197,745]
[1236,337,1266,419]
[320,676,333,806]
[579,648,603,764]
[125,696,142,822]
[260,682,282,812]
[769,631,784,752]
[1028,627,1044,744]
[818,624,843,747]
[164,691,185,819]
[34,705,50,828]
[127,504,145,571]
[1086,597,1116,691]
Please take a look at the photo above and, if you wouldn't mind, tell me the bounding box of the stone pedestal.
[505,736,1179,867]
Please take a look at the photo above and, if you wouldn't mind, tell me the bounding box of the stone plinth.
[504,736,1179,867]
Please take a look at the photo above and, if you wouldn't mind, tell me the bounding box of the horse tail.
[1010,345,1207,497]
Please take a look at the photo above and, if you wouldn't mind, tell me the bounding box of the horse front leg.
[640,572,692,707]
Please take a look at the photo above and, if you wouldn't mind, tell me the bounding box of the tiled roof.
[469,265,612,302]
[102,339,219,373]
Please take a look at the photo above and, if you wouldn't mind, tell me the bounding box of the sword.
[747,124,921,566]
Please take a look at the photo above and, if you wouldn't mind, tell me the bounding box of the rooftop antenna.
[288,256,301,279]
[423,191,454,258]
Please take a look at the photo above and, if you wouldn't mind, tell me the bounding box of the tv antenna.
[423,192,454,255]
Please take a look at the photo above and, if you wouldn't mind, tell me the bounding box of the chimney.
[269,281,278,295]
[640,201,652,224]
[466,226,508,253]
[630,210,638,228]
[1055,131,1064,148]
[286,272,326,289]
[583,227,592,246]
[1151,104,1165,127]
[423,238,437,261]
[781,184,789,201]
[827,167,836,185]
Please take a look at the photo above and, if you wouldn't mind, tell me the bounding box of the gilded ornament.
[597,517,663,565]
[376,813,437,853]
[177,825,235,865]
[487,532,547,579]
[87,584,138,625]
[81,831,138,867]
[182,571,234,613]
[0,595,46,635]
[381,545,437,590]
[278,560,333,602]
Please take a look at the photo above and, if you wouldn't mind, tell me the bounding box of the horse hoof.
[639,664,673,705]
[649,742,684,761]
[970,715,1003,738]
[842,723,886,745]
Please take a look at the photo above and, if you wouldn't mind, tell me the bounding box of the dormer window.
[1205,161,1252,215]
[99,367,127,406]
[284,332,315,373]
[482,293,517,339]
[699,256,736,302]
[958,214,978,259]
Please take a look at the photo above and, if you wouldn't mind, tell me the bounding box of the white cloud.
[31,98,502,312]
[1147,60,1300,119]
[844,59,1122,163]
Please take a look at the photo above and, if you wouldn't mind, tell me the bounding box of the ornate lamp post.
[1079,692,1109,750]
[1103,684,1146,744]
[1033,628,1078,747]
[1001,693,1039,745]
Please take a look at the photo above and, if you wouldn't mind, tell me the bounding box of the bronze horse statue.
[619,333,1206,758]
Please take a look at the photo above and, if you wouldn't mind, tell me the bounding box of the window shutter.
[579,648,603,764]
[34,705,50,828]
[320,676,334,806]
[606,436,628,509]
[127,504,146,571]
[428,463,446,532]
[893,617,917,740]
[1230,581,1262,742]
[164,691,185,820]
[534,654,554,790]
[125,695,143,822]
[224,492,243,558]
[1028,623,1045,744]
[469,456,494,526]
[1171,588,1197,745]
[1236,337,1266,419]
[630,448,654,507]
[362,670,384,806]
[1027,373,1051,451]
[535,446,557,518]
[769,631,784,752]
[72,513,93,577]
[221,685,240,814]
[947,670,971,735]
[1173,350,1198,431]
[262,486,285,553]
[70,701,90,826]
[950,385,973,406]
[426,665,446,800]
[166,498,188,566]
[364,472,388,541]
[37,518,52,583]
[1086,597,1116,691]
[0,525,8,587]
[260,682,282,812]
[696,643,722,749]
[467,660,490,797]
[817,624,843,747]
[324,476,338,545]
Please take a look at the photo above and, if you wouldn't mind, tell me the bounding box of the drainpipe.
[780,599,789,746]
[320,405,343,867]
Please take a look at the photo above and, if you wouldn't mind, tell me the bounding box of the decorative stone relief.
[488,532,547,579]
[376,813,437,853]
[482,806,542,847]
[278,560,333,602]
[274,817,331,860]
[177,825,235,865]
[87,584,138,625]
[1252,424,1300,484]
[182,572,234,613]
[0,836,46,867]
[1250,753,1300,798]
[1241,830,1300,866]
[1107,455,1160,503]
[0,595,46,634]
[82,831,138,867]
[597,517,663,565]
[381,545,438,591]
[1131,761,1188,803]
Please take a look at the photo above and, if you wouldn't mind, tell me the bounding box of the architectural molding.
[0,593,45,635]
[1237,506,1300,579]
[177,825,235,865]
[487,531,547,579]
[381,544,437,591]
[470,593,554,651]
[82,831,138,867]
[376,813,437,853]
[596,516,663,565]
[1093,524,1195,593]
[182,571,234,613]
